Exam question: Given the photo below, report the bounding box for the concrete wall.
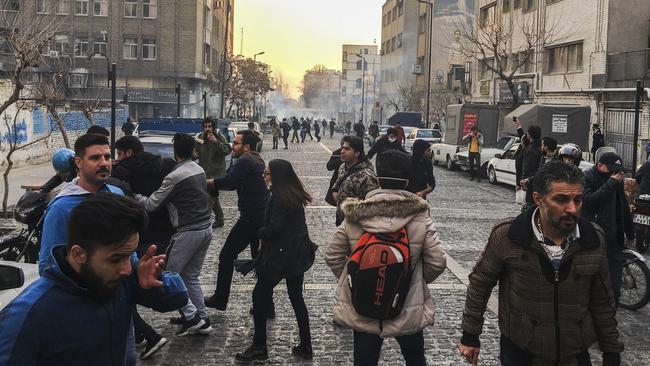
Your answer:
[607,0,650,54]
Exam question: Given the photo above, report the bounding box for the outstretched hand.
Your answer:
[458,344,480,366]
[137,245,166,289]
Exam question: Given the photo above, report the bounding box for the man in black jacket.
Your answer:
[583,152,634,303]
[280,118,291,149]
[367,127,406,160]
[204,130,271,312]
[519,124,542,209]
[291,117,301,143]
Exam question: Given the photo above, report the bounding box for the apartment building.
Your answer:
[302,66,340,115]
[340,44,380,123]
[0,0,235,118]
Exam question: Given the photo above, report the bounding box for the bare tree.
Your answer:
[1,102,51,217]
[385,82,423,112]
[454,14,565,108]
[428,90,461,126]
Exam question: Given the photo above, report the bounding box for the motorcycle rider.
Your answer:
[39,148,76,193]
[557,144,583,166]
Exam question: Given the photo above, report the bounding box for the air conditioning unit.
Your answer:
[48,50,59,58]
[412,64,422,74]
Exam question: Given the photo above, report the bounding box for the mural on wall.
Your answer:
[1,119,28,145]
[434,0,475,17]
[32,107,128,136]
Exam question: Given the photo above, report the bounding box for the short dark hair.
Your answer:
[86,125,110,136]
[74,133,110,158]
[68,193,148,255]
[376,150,411,189]
[471,126,478,132]
[115,136,144,155]
[527,125,542,140]
[532,160,585,196]
[237,130,259,151]
[248,122,255,129]
[340,135,365,160]
[203,117,214,127]
[541,136,557,151]
[173,133,195,160]
[386,127,398,136]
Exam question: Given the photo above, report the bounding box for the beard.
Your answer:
[544,209,578,236]
[79,262,121,303]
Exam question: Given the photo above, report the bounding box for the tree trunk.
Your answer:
[83,109,94,126]
[507,80,520,109]
[50,108,71,148]
[2,149,14,218]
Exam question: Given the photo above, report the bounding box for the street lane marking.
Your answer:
[319,142,332,154]
[445,254,499,314]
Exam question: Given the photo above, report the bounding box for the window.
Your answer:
[356,60,362,70]
[342,70,347,80]
[74,0,88,15]
[143,0,157,18]
[480,4,495,28]
[143,38,157,60]
[386,10,392,24]
[546,0,562,4]
[514,0,521,8]
[392,6,397,20]
[203,43,210,64]
[93,0,107,16]
[36,0,49,14]
[342,51,347,61]
[54,34,70,54]
[546,43,582,73]
[93,34,107,54]
[68,73,87,88]
[0,1,19,11]
[397,33,402,48]
[57,0,70,14]
[123,37,137,59]
[517,50,534,73]
[391,36,396,51]
[355,78,362,89]
[418,14,427,34]
[503,0,510,12]
[74,37,89,57]
[363,48,368,54]
[480,58,493,79]
[341,86,346,95]
[523,0,535,12]
[124,0,137,17]
[382,14,386,26]
[398,0,403,16]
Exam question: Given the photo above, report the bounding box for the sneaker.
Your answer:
[135,333,147,347]
[204,294,227,310]
[235,345,269,363]
[175,316,206,336]
[195,317,212,336]
[292,343,313,360]
[140,335,168,360]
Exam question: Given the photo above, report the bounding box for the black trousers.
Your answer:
[282,134,289,148]
[291,130,300,143]
[500,336,592,366]
[133,307,158,341]
[608,246,623,304]
[353,330,426,366]
[468,152,481,178]
[252,274,311,348]
[212,212,264,308]
[330,128,335,138]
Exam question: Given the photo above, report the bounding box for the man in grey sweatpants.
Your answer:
[135,133,213,336]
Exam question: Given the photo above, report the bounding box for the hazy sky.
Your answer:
[233,0,384,98]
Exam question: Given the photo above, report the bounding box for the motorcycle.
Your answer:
[0,190,49,263]
[619,248,650,310]
[632,195,650,253]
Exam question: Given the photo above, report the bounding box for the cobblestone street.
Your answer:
[137,135,650,365]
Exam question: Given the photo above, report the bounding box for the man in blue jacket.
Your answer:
[39,133,124,275]
[204,130,270,312]
[0,193,188,366]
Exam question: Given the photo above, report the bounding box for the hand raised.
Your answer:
[137,245,166,289]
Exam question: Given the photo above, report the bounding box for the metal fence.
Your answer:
[604,109,636,168]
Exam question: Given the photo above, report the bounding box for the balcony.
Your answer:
[607,49,650,88]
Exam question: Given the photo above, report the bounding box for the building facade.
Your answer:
[0,0,235,119]
[301,66,340,116]
[340,44,380,124]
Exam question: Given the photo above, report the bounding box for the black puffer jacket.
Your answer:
[257,194,314,282]
[112,152,177,249]
[367,136,407,159]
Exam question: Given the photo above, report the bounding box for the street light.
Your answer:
[354,53,366,125]
[252,51,265,122]
[219,0,231,119]
[418,0,434,128]
[88,52,117,158]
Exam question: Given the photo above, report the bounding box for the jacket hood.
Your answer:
[341,189,429,232]
[55,177,94,199]
[412,139,431,160]
[241,151,264,166]
[118,151,164,175]
[43,245,89,297]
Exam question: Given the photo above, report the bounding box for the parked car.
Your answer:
[486,143,594,186]
[0,261,38,310]
[404,128,442,153]
[229,122,263,152]
[139,130,233,168]
[454,135,519,177]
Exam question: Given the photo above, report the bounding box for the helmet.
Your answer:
[52,148,75,173]
[558,143,582,166]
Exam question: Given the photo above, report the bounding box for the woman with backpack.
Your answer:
[235,159,316,363]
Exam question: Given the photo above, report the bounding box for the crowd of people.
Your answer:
[0,115,632,366]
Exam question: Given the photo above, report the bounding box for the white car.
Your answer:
[139,131,234,167]
[454,136,519,177]
[229,122,263,152]
[404,129,443,153]
[487,143,594,187]
[0,261,39,310]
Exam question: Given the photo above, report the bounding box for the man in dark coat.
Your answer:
[582,152,634,303]
[326,148,342,206]
[367,127,406,160]
[353,120,365,139]
[591,128,605,162]
[519,124,543,209]
[121,117,136,136]
[280,118,291,149]
[291,117,301,143]
[329,119,336,138]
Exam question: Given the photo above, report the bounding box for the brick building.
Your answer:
[0,0,235,119]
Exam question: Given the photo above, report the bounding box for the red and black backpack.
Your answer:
[346,228,413,322]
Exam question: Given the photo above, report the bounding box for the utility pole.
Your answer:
[355,53,367,125]
[110,63,116,158]
[240,27,243,55]
[633,80,643,174]
[203,91,208,118]
[176,82,181,118]
[220,0,231,119]
[418,0,434,128]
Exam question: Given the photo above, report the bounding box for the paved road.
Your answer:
[129,134,649,365]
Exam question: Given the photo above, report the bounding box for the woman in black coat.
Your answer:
[235,159,315,363]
